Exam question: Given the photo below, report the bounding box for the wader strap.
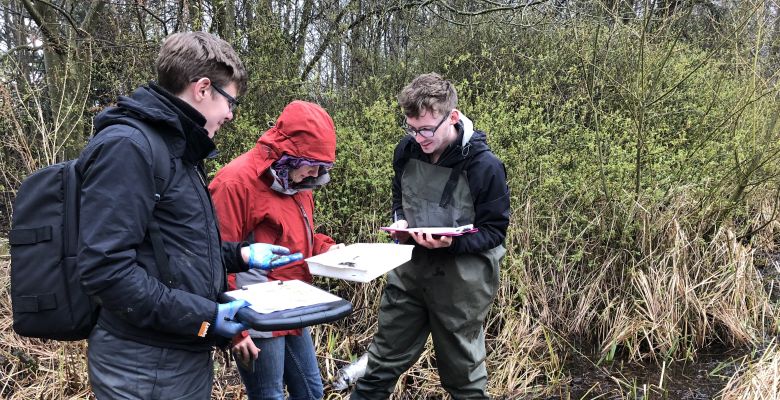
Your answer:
[439,160,469,208]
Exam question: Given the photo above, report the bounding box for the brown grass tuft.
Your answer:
[721,341,780,400]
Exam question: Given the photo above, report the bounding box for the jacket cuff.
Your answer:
[392,210,405,222]
[447,237,461,253]
[237,241,250,272]
[199,303,218,338]
[231,330,249,346]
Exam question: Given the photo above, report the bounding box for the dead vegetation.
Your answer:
[2,186,780,399]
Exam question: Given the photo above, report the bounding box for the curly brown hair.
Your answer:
[398,73,457,118]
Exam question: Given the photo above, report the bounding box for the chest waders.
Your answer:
[354,159,505,400]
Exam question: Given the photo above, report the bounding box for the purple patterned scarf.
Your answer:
[271,155,333,192]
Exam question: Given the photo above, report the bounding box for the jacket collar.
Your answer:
[148,83,216,163]
[97,83,217,164]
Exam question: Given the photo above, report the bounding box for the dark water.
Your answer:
[540,345,747,400]
[533,252,779,399]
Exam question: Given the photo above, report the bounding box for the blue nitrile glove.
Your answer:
[213,299,250,338]
[248,243,303,270]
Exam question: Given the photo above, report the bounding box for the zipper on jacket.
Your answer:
[293,196,314,255]
[195,164,208,188]
[189,164,217,297]
[199,164,230,295]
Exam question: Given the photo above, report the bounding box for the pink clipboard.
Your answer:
[380,225,479,237]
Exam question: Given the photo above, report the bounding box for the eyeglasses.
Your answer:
[210,83,240,113]
[403,111,450,138]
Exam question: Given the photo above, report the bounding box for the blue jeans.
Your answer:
[235,328,323,400]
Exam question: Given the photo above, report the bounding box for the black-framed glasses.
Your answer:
[403,111,450,138]
[210,83,240,113]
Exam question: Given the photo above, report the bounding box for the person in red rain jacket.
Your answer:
[209,100,343,399]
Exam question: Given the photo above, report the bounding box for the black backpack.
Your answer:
[9,117,175,341]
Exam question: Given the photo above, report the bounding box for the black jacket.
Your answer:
[392,118,510,254]
[77,83,247,351]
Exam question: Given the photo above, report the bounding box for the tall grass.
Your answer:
[721,340,780,400]
[3,88,778,399]
[3,195,774,399]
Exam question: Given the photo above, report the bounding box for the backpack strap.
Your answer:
[129,119,173,199]
[97,117,177,288]
[138,126,177,288]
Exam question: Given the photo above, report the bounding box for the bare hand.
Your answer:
[389,219,410,243]
[232,335,259,368]
[410,231,453,249]
[328,243,346,252]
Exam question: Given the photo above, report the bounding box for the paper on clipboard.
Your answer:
[380,224,478,237]
[224,280,342,314]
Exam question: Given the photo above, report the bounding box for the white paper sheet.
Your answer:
[224,280,342,314]
[306,243,414,282]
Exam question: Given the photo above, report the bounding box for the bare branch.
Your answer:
[435,0,553,17]
[79,1,104,33]
[133,1,170,36]
[26,0,88,36]
[0,45,39,63]
[19,0,65,54]
[300,0,435,81]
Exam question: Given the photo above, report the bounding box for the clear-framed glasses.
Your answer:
[210,83,240,113]
[403,110,451,138]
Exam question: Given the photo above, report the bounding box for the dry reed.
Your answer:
[721,341,780,400]
[0,186,778,399]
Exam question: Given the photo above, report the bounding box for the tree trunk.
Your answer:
[19,0,102,161]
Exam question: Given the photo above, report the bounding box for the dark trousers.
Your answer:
[350,284,490,400]
[87,325,213,400]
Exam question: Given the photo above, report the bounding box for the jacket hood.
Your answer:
[460,113,475,147]
[254,101,336,172]
[96,85,180,134]
[93,84,215,162]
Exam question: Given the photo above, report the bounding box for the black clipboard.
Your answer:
[218,283,353,331]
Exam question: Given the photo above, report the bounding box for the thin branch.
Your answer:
[293,0,315,59]
[736,193,779,242]
[79,0,104,33]
[0,45,38,62]
[435,0,553,17]
[300,0,435,81]
[133,1,170,36]
[646,3,759,108]
[28,0,88,36]
[19,0,65,54]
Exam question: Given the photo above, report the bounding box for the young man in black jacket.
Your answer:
[351,73,510,399]
[77,32,300,399]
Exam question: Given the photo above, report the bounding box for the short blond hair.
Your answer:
[155,31,247,96]
[398,73,457,118]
